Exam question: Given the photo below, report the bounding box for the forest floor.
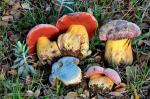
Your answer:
[0,0,150,99]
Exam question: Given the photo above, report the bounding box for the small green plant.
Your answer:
[54,81,64,96]
[12,41,36,77]
[126,65,150,93]
[90,34,101,50]
[56,0,75,16]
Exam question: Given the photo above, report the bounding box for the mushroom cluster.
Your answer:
[25,13,142,97]
[26,12,97,64]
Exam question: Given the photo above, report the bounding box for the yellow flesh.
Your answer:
[37,36,61,63]
[89,74,114,90]
[105,39,133,65]
[57,25,91,59]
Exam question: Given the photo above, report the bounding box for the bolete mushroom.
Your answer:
[85,65,121,90]
[56,12,98,59]
[99,20,141,65]
[26,24,61,64]
[49,57,82,86]
[56,12,98,40]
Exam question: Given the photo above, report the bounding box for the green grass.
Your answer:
[0,26,9,60]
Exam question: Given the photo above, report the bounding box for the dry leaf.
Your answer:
[0,21,8,27]
[34,89,41,97]
[8,69,17,76]
[8,0,15,6]
[115,83,126,92]
[26,90,34,96]
[0,69,6,80]
[138,40,150,46]
[64,92,79,99]
[25,75,32,84]
[109,91,123,96]
[10,2,21,15]
[21,3,31,10]
[13,11,21,20]
[80,90,89,98]
[9,34,19,42]
[2,16,13,21]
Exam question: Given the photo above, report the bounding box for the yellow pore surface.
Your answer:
[37,36,61,62]
[105,39,133,65]
[89,74,114,90]
[57,25,91,58]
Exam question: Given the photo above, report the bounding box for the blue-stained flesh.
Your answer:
[49,56,80,83]
[56,63,81,82]
[57,56,79,65]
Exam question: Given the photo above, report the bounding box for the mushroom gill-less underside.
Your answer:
[37,36,61,64]
[57,25,91,59]
[49,57,82,86]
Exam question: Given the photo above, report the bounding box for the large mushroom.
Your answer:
[85,65,122,90]
[56,12,98,40]
[56,12,98,59]
[49,57,82,86]
[99,20,141,65]
[26,24,61,64]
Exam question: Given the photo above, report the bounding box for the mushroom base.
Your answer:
[37,36,61,64]
[89,74,114,90]
[105,39,133,65]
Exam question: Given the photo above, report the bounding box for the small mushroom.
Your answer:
[99,20,141,65]
[49,57,82,86]
[85,65,121,90]
[26,24,61,64]
[56,12,97,59]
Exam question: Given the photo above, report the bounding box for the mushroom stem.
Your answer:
[89,75,114,90]
[37,36,61,63]
[105,39,133,65]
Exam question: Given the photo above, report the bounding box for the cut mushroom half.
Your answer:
[26,24,61,64]
[49,57,82,86]
[99,20,141,65]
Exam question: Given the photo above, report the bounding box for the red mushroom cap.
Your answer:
[56,12,98,40]
[85,66,104,78]
[104,68,121,85]
[26,24,59,55]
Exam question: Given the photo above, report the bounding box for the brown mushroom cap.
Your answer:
[26,24,59,55]
[56,12,98,40]
[99,20,141,41]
